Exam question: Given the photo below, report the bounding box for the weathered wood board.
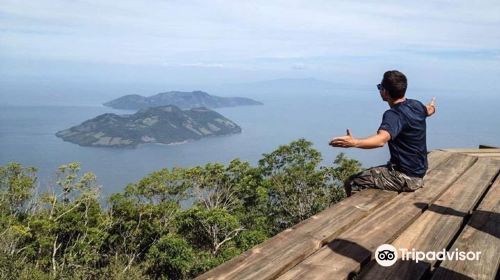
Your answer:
[277,153,477,280]
[195,189,396,280]
[440,148,500,154]
[431,176,500,280]
[359,158,499,280]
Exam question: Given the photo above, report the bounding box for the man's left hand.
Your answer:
[329,129,358,148]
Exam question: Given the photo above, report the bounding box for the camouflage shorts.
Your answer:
[344,164,424,196]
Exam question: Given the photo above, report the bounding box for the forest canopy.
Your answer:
[0,139,361,279]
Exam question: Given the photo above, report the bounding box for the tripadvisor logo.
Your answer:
[375,244,482,267]
[375,244,398,267]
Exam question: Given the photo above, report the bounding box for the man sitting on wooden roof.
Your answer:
[329,70,436,196]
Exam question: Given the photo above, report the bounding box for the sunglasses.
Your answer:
[377,84,384,91]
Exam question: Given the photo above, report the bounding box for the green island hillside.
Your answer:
[103,91,263,110]
[56,105,242,148]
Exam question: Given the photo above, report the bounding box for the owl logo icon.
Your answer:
[375,244,398,267]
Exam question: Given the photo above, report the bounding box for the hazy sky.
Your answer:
[1,0,500,91]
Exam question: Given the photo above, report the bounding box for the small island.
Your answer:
[103,90,263,110]
[56,105,242,148]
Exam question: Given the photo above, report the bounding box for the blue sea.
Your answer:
[1,86,499,198]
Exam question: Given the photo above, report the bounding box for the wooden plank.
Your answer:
[277,153,477,280]
[431,176,500,280]
[464,153,500,157]
[440,148,500,154]
[358,158,499,280]
[195,189,396,280]
[427,150,453,170]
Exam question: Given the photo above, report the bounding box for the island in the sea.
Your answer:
[55,105,242,148]
[103,90,263,110]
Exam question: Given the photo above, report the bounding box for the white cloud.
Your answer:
[0,0,499,88]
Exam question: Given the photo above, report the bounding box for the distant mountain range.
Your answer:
[103,90,262,110]
[56,105,241,148]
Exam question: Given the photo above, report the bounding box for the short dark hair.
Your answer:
[381,70,407,99]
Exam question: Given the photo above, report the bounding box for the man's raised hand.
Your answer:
[329,129,358,148]
[426,97,436,116]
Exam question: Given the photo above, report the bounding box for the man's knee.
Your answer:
[344,166,399,196]
[343,171,372,197]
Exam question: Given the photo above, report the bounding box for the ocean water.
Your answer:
[1,89,499,198]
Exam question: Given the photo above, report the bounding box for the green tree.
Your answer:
[0,163,38,279]
[177,207,243,256]
[27,163,107,278]
[145,233,195,279]
[106,167,185,274]
[0,162,37,215]
[258,139,352,233]
[325,152,362,203]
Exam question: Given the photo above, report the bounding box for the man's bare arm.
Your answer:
[426,97,436,116]
[329,129,391,149]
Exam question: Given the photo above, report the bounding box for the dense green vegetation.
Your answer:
[56,106,241,148]
[0,139,361,279]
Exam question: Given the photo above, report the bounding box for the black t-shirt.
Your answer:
[378,99,428,177]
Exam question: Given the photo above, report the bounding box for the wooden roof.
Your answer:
[196,147,500,280]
